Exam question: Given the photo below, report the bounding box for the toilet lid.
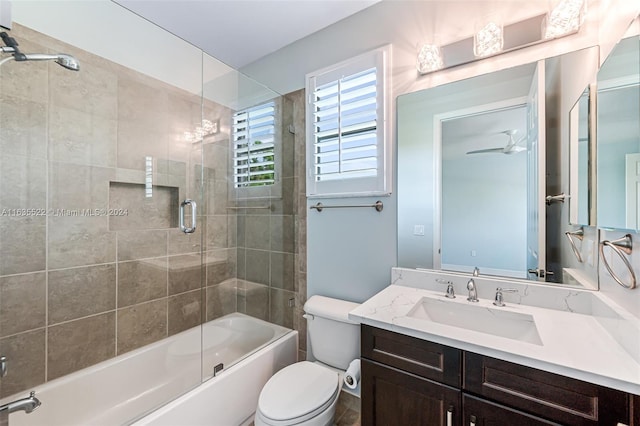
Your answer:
[258,361,340,422]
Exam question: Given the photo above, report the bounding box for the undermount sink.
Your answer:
[407,297,543,345]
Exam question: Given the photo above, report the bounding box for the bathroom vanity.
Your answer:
[350,268,640,426]
[361,325,635,425]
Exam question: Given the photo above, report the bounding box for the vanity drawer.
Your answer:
[463,394,560,425]
[463,352,630,425]
[361,325,461,387]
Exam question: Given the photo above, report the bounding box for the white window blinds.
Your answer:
[313,67,378,180]
[233,101,276,188]
[306,46,390,197]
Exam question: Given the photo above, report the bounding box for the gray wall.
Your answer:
[306,195,397,303]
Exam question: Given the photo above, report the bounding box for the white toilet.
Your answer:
[254,295,360,426]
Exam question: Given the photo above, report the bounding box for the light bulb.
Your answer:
[474,22,503,58]
[417,44,444,74]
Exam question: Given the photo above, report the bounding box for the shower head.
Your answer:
[1,32,79,71]
[0,52,80,71]
[21,53,80,71]
[54,54,80,71]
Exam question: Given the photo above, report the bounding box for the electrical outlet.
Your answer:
[471,250,477,257]
[413,225,425,236]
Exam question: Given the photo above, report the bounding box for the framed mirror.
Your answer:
[596,34,640,231]
[397,46,600,288]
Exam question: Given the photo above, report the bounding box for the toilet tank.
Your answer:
[303,295,360,370]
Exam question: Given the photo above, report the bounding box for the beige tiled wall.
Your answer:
[0,24,235,398]
[235,95,300,331]
[288,90,308,360]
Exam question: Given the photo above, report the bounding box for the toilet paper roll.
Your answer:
[343,359,361,390]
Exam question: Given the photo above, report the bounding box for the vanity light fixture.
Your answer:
[416,1,587,75]
[417,44,444,73]
[474,21,504,58]
[544,0,586,39]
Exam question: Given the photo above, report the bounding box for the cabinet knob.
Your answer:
[470,415,477,426]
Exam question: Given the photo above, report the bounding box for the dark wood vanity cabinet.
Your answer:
[361,325,462,425]
[361,325,634,426]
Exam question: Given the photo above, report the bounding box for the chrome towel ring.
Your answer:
[599,234,636,289]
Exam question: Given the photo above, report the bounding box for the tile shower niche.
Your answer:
[109,182,179,231]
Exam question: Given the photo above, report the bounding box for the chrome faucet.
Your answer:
[467,267,479,302]
[493,287,518,307]
[436,279,455,299]
[0,391,41,414]
[467,279,479,302]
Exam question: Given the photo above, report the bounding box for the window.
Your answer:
[232,100,280,198]
[306,46,391,197]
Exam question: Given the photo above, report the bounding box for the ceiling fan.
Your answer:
[466,129,527,155]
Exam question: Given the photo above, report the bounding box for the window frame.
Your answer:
[305,45,392,198]
[231,98,282,200]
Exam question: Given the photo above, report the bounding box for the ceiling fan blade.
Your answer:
[466,147,505,155]
[504,145,527,154]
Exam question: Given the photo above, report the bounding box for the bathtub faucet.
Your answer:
[0,391,41,414]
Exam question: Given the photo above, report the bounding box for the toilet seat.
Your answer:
[257,361,340,426]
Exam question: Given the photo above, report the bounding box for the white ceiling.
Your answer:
[114,0,381,69]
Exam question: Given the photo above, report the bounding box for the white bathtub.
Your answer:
[4,313,297,426]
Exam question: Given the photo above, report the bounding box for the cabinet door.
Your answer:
[361,358,461,426]
[463,394,560,426]
[464,352,630,425]
[632,394,640,426]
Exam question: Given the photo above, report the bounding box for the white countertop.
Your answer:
[349,276,640,395]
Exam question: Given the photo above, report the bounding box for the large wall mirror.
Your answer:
[398,46,600,288]
[597,34,640,231]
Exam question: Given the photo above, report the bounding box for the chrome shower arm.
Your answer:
[20,53,58,61]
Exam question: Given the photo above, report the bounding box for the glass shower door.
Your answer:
[0,3,208,423]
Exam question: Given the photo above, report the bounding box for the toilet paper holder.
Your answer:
[343,359,361,390]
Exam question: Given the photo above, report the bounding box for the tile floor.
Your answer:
[248,390,361,426]
[335,391,361,426]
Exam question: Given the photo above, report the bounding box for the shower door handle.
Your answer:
[179,199,197,234]
[0,355,6,378]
